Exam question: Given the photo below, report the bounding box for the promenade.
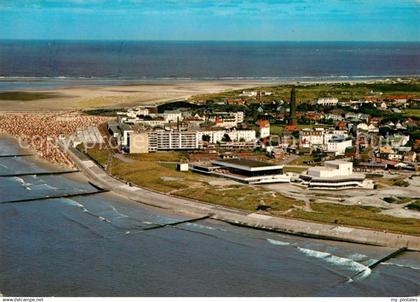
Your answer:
[60,139,420,251]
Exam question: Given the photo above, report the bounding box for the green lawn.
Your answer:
[189,79,420,104]
[404,108,420,118]
[84,146,420,236]
[0,91,60,101]
[289,203,420,236]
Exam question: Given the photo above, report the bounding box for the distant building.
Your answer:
[316,97,339,106]
[199,129,256,144]
[163,110,183,123]
[326,136,352,156]
[257,120,271,138]
[299,128,348,149]
[176,163,189,172]
[207,111,244,129]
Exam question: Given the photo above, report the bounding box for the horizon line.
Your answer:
[0,38,419,43]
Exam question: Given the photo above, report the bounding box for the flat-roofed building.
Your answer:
[127,130,202,153]
[150,130,202,151]
[191,158,290,184]
[296,160,373,190]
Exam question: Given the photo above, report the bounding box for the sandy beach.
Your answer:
[0,80,274,112]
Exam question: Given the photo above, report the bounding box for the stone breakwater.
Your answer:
[61,142,420,251]
[0,111,111,167]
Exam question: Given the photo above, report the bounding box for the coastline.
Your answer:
[0,76,418,112]
[59,139,420,251]
[0,80,276,112]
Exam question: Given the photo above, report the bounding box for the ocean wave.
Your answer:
[13,176,32,190]
[266,239,372,280]
[381,262,420,271]
[186,222,215,230]
[110,205,129,219]
[266,238,291,246]
[297,247,371,279]
[347,253,369,261]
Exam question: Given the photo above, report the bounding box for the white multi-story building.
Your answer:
[299,128,325,147]
[208,111,244,129]
[199,129,256,144]
[126,129,256,153]
[299,128,348,150]
[316,98,339,106]
[163,111,183,123]
[326,136,352,155]
[127,130,202,153]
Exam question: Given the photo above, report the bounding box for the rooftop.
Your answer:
[215,158,275,168]
[211,158,283,172]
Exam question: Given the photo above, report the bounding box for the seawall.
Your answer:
[60,140,420,251]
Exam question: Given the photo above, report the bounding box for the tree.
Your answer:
[222,134,231,142]
[202,134,211,142]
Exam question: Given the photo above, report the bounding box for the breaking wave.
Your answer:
[381,262,420,271]
[14,176,32,191]
[266,238,291,246]
[297,247,371,279]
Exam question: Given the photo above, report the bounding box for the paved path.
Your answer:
[60,139,420,251]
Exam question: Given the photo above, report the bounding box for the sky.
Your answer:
[0,0,419,41]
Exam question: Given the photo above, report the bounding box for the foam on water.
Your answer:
[61,198,84,208]
[348,253,369,261]
[110,205,129,219]
[297,247,371,279]
[266,238,291,246]
[14,176,32,191]
[185,222,221,231]
[381,262,420,271]
[60,199,115,224]
[31,183,58,191]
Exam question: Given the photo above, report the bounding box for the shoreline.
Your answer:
[0,80,273,111]
[59,139,420,251]
[0,76,418,112]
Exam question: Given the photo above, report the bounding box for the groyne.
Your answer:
[59,140,420,251]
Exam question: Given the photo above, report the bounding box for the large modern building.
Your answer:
[128,130,202,153]
[123,128,257,153]
[191,158,290,184]
[296,160,373,190]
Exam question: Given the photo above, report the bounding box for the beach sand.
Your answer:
[0,80,274,112]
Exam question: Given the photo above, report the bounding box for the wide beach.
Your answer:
[0,80,274,111]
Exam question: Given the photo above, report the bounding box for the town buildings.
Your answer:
[316,97,339,106]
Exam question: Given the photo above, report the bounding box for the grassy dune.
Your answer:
[84,145,420,235]
[189,79,420,103]
[0,91,60,101]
